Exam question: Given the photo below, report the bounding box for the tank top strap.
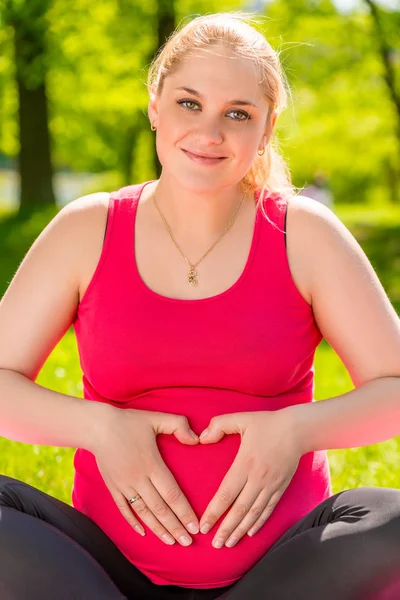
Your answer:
[253,187,287,260]
[104,182,149,269]
[253,188,306,307]
[257,188,288,233]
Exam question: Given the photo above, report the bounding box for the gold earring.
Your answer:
[257,147,265,156]
[151,123,157,131]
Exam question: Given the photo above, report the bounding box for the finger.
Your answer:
[199,465,246,535]
[124,486,178,546]
[151,464,200,535]
[246,490,284,537]
[210,486,264,549]
[129,480,195,547]
[106,484,146,537]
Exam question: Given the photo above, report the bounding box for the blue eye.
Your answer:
[177,99,251,122]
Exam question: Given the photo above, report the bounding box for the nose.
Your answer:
[193,117,224,146]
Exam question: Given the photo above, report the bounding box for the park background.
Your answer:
[0,0,399,505]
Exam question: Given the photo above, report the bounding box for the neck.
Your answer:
[143,172,254,242]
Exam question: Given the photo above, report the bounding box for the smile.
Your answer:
[182,149,227,165]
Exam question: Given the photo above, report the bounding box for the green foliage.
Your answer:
[258,1,399,203]
[1,0,398,200]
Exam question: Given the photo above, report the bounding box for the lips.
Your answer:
[182,149,227,164]
[183,149,225,159]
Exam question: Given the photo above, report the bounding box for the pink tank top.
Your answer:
[72,181,332,589]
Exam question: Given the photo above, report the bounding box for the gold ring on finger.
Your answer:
[128,494,142,504]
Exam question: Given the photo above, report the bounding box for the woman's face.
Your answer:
[148,44,277,194]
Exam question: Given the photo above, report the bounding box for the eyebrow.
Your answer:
[175,86,258,108]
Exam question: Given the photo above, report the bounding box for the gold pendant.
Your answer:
[187,267,198,287]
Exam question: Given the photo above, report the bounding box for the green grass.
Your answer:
[314,340,400,493]
[0,199,399,505]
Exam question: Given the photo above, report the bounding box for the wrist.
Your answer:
[281,403,312,456]
[83,400,116,453]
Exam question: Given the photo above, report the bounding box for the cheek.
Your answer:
[156,116,187,153]
[155,132,182,169]
[232,132,259,167]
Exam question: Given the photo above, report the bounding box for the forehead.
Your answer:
[165,45,264,103]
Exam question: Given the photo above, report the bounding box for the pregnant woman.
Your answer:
[1,11,400,600]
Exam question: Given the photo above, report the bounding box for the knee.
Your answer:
[0,475,25,507]
[340,487,400,521]
[0,474,22,488]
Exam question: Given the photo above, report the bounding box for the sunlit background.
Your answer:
[0,0,399,503]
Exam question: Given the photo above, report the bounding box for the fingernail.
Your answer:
[225,537,238,548]
[189,430,198,440]
[199,428,209,440]
[179,535,192,546]
[187,522,199,534]
[213,538,224,549]
[134,525,145,536]
[200,523,211,534]
[162,534,175,545]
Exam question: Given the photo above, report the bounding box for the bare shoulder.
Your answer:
[285,194,352,307]
[286,194,400,386]
[0,191,110,379]
[286,193,341,238]
[63,191,110,216]
[63,192,111,303]
[285,194,364,292]
[283,195,332,307]
[287,193,342,229]
[62,191,110,244]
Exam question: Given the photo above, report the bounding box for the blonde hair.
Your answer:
[147,11,301,219]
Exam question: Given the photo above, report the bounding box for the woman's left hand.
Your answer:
[197,408,304,549]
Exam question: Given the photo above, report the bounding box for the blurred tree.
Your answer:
[151,0,177,178]
[1,0,56,215]
[45,0,156,189]
[0,0,398,207]
[362,0,400,203]
[261,0,399,204]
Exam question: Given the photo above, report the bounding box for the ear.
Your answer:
[271,109,278,130]
[148,87,160,127]
[265,109,278,144]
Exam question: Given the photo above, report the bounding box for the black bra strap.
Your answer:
[284,204,288,250]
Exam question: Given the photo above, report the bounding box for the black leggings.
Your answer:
[1,474,400,600]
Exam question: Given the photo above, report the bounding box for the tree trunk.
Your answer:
[152,0,176,178]
[15,77,56,214]
[9,0,56,215]
[363,0,400,203]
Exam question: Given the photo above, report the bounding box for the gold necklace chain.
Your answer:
[152,190,246,287]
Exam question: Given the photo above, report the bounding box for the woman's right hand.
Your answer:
[91,406,201,547]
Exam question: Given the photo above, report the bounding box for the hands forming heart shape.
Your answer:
[94,405,303,550]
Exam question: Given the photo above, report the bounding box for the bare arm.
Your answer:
[0,370,110,451]
[0,193,112,452]
[284,196,400,452]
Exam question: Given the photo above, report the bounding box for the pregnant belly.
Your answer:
[72,388,331,588]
